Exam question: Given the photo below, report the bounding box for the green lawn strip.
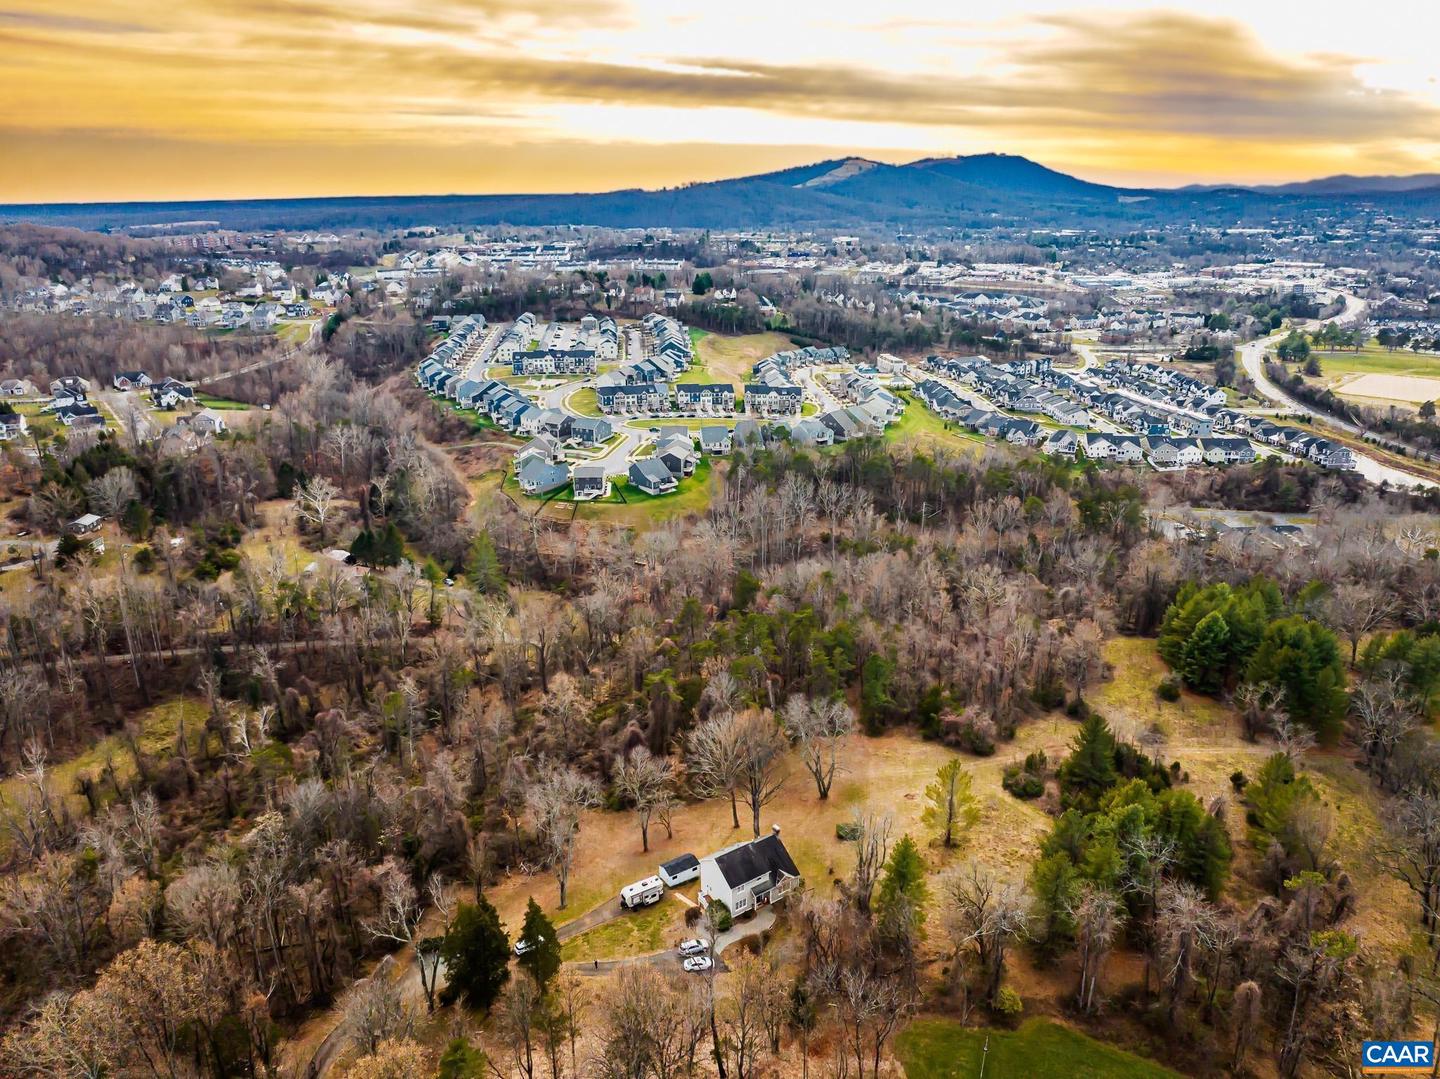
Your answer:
[676,365,714,385]
[895,1017,1181,1079]
[573,462,717,524]
[433,397,508,435]
[559,899,682,963]
[625,417,732,432]
[501,471,626,506]
[195,394,251,410]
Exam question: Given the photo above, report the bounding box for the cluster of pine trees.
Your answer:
[1158,578,1349,742]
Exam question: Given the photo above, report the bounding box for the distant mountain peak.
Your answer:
[792,158,883,189]
[901,153,1127,198]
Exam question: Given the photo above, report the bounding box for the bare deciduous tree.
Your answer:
[1070,885,1124,1015]
[733,710,787,838]
[529,760,600,909]
[782,694,854,800]
[943,862,1029,1007]
[687,711,746,831]
[847,811,892,917]
[1231,981,1262,1071]
[1326,580,1394,663]
[294,475,342,545]
[613,747,675,853]
[340,956,412,1058]
[1376,788,1440,956]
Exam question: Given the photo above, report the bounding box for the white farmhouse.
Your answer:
[698,825,802,918]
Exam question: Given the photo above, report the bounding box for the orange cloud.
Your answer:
[2,3,1438,201]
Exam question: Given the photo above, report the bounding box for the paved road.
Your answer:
[795,366,842,413]
[1237,293,1437,490]
[1237,293,1369,436]
[557,896,625,940]
[461,325,502,381]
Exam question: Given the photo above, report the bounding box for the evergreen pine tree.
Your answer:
[517,897,561,991]
[920,757,980,848]
[875,834,928,932]
[350,528,375,566]
[439,897,511,1008]
[377,521,405,567]
[1059,712,1118,808]
[1180,609,1230,695]
[466,529,505,594]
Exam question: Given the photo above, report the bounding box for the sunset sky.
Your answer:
[4,0,1440,203]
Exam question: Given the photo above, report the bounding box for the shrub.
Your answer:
[835,821,862,841]
[706,899,732,933]
[1230,770,1248,793]
[1157,676,1182,702]
[993,986,1024,1025]
[941,709,997,756]
[1002,765,1044,800]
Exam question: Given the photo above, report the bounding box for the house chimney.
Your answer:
[771,824,781,835]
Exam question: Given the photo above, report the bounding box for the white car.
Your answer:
[514,934,547,957]
[682,955,713,973]
[677,939,709,958]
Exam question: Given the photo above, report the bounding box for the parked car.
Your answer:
[514,933,547,956]
[677,939,709,958]
[683,955,713,973]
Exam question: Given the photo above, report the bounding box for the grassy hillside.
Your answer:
[896,1018,1181,1079]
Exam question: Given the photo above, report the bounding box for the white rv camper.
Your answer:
[620,875,664,909]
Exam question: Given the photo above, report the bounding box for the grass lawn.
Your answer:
[624,417,732,432]
[1312,345,1440,379]
[1094,637,1417,952]
[195,393,250,410]
[435,398,507,435]
[571,459,717,525]
[480,728,969,937]
[568,388,602,416]
[560,895,688,962]
[886,397,986,453]
[500,471,627,507]
[11,402,59,438]
[895,1018,1181,1079]
[276,321,312,345]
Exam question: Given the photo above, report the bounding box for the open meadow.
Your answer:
[684,329,795,387]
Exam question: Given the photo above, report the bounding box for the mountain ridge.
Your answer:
[6,153,1440,232]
